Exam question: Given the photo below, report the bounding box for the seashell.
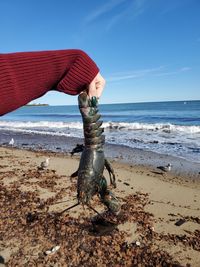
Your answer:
[44,245,60,255]
[51,245,60,252]
[44,250,52,255]
[135,241,141,246]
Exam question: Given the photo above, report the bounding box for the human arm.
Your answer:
[56,50,100,96]
[0,49,101,116]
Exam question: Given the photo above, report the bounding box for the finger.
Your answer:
[96,80,105,98]
[96,86,104,98]
[88,81,97,98]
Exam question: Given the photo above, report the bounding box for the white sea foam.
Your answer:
[104,122,200,134]
[0,120,83,129]
[0,119,199,163]
[0,120,199,134]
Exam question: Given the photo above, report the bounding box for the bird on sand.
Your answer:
[9,138,14,146]
[38,158,50,170]
[157,163,172,172]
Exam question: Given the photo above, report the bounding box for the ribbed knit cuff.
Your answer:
[57,50,99,95]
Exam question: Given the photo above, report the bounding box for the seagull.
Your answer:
[38,158,50,170]
[157,163,172,172]
[9,138,14,146]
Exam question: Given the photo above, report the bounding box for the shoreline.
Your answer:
[0,146,199,266]
[1,145,200,189]
[1,129,200,182]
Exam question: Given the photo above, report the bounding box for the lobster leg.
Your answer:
[70,169,78,178]
[70,144,84,156]
[104,158,116,188]
[99,176,121,214]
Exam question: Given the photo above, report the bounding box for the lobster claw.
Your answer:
[90,96,98,107]
[78,92,98,108]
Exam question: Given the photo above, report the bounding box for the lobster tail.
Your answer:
[79,92,105,149]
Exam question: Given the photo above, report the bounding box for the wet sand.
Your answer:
[1,130,200,180]
[0,146,200,266]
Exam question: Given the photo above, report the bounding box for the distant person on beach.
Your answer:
[0,49,105,116]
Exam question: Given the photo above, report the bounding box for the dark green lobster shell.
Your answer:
[76,92,120,214]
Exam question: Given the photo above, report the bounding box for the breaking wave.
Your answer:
[0,120,200,134]
[104,122,200,134]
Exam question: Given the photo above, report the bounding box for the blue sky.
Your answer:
[0,0,199,105]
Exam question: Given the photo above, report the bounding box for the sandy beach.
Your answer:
[0,146,200,266]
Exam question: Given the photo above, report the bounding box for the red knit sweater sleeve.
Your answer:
[57,50,99,95]
[0,49,99,116]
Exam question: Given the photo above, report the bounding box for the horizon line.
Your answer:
[32,99,200,107]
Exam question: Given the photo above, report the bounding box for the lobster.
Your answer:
[69,92,121,215]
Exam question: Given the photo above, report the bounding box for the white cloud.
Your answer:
[180,67,191,72]
[85,0,126,23]
[107,66,191,82]
[153,67,191,77]
[85,0,148,30]
[107,66,164,82]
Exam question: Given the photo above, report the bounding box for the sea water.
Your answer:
[0,100,200,163]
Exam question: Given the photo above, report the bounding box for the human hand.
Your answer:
[87,72,106,99]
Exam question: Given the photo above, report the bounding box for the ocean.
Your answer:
[0,100,200,163]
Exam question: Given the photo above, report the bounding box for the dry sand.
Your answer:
[0,146,200,266]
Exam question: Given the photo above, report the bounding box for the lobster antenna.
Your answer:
[87,204,102,216]
[53,197,77,205]
[59,202,80,215]
[87,204,117,225]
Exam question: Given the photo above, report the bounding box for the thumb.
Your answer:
[87,80,97,98]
